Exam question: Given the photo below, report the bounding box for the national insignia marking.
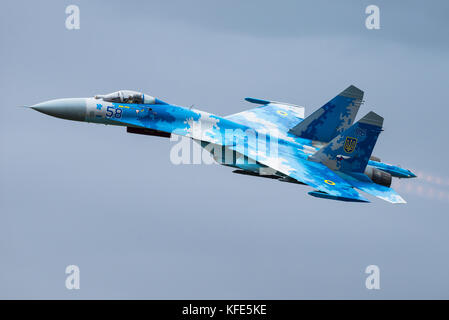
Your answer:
[277,110,288,116]
[324,180,335,185]
[343,137,357,153]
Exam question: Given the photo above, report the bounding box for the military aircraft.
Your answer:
[28,86,416,203]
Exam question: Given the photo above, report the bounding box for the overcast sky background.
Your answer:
[1,0,448,299]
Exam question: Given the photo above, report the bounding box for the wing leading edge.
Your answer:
[225,99,305,137]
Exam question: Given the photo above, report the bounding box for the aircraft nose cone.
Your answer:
[30,98,87,121]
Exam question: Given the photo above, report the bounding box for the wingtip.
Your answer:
[244,97,270,105]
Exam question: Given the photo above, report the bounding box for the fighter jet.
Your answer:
[28,86,416,203]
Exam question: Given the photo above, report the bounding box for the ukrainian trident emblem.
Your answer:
[343,137,357,153]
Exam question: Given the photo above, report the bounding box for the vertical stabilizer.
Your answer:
[289,85,363,142]
[309,111,383,174]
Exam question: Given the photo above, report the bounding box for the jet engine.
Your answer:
[364,166,392,187]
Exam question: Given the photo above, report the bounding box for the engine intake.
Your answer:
[126,126,171,138]
[364,166,392,187]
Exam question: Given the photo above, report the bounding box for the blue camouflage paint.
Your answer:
[288,85,363,142]
[84,93,410,204]
[310,111,383,174]
[367,160,416,178]
[30,87,415,203]
[98,100,371,202]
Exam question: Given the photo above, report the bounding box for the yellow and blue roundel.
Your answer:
[276,110,288,116]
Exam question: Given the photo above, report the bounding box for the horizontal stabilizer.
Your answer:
[349,179,406,204]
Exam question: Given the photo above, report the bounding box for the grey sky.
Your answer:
[1,0,448,299]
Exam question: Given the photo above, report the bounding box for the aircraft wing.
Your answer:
[225,98,305,136]
[231,141,369,202]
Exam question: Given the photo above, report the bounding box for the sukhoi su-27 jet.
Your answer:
[28,85,416,203]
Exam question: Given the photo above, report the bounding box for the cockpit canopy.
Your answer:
[94,90,164,105]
